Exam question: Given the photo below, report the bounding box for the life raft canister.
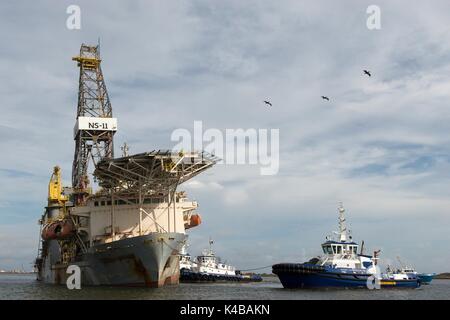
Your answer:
[185,214,202,229]
[41,219,76,240]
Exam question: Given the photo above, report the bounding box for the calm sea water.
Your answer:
[0,274,449,300]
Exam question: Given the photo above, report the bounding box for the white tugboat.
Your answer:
[180,239,262,282]
[195,239,237,276]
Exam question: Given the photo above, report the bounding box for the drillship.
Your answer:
[272,205,421,289]
[34,44,218,287]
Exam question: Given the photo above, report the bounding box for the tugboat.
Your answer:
[272,204,421,289]
[392,257,436,285]
[180,239,262,283]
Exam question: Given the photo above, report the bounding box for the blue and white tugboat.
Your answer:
[272,205,421,289]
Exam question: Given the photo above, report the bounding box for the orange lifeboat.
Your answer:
[41,219,76,240]
[185,214,202,229]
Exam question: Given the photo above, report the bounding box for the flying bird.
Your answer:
[263,100,272,107]
[321,96,330,101]
[363,70,371,77]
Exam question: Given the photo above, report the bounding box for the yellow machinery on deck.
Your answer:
[47,166,68,207]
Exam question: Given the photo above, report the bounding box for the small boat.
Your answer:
[390,258,436,285]
[272,204,420,289]
[179,239,262,283]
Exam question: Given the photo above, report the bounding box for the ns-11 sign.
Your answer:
[73,116,118,138]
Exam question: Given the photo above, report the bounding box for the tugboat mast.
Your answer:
[208,237,214,255]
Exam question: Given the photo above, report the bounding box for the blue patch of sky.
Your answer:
[0,201,43,224]
[0,168,34,178]
[110,74,187,91]
[347,163,390,178]
[400,155,435,171]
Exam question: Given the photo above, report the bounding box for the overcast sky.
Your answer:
[0,0,449,273]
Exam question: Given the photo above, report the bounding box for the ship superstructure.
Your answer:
[35,44,218,287]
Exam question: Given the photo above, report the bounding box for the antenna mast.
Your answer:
[209,237,214,254]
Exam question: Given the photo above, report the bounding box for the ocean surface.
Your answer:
[0,274,449,300]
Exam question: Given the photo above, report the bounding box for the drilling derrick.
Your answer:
[71,44,117,205]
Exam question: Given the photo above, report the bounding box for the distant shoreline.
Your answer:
[435,273,450,279]
[0,272,36,275]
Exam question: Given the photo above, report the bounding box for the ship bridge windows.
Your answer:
[144,198,161,204]
[345,245,358,255]
[322,245,333,254]
[143,198,164,204]
[322,244,348,255]
[93,197,172,206]
[331,245,342,254]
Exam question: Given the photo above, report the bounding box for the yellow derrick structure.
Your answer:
[72,56,101,70]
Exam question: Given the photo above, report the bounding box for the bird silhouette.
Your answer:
[321,96,330,101]
[263,100,272,107]
[363,70,371,77]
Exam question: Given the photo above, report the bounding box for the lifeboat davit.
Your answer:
[41,219,76,240]
[185,214,202,229]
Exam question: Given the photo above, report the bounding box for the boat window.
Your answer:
[332,245,336,254]
[352,246,357,254]
[336,246,342,254]
[94,201,99,207]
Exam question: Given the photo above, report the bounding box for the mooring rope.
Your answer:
[238,265,273,272]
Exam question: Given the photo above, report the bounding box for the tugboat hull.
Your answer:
[418,273,435,285]
[180,269,262,283]
[273,263,420,289]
